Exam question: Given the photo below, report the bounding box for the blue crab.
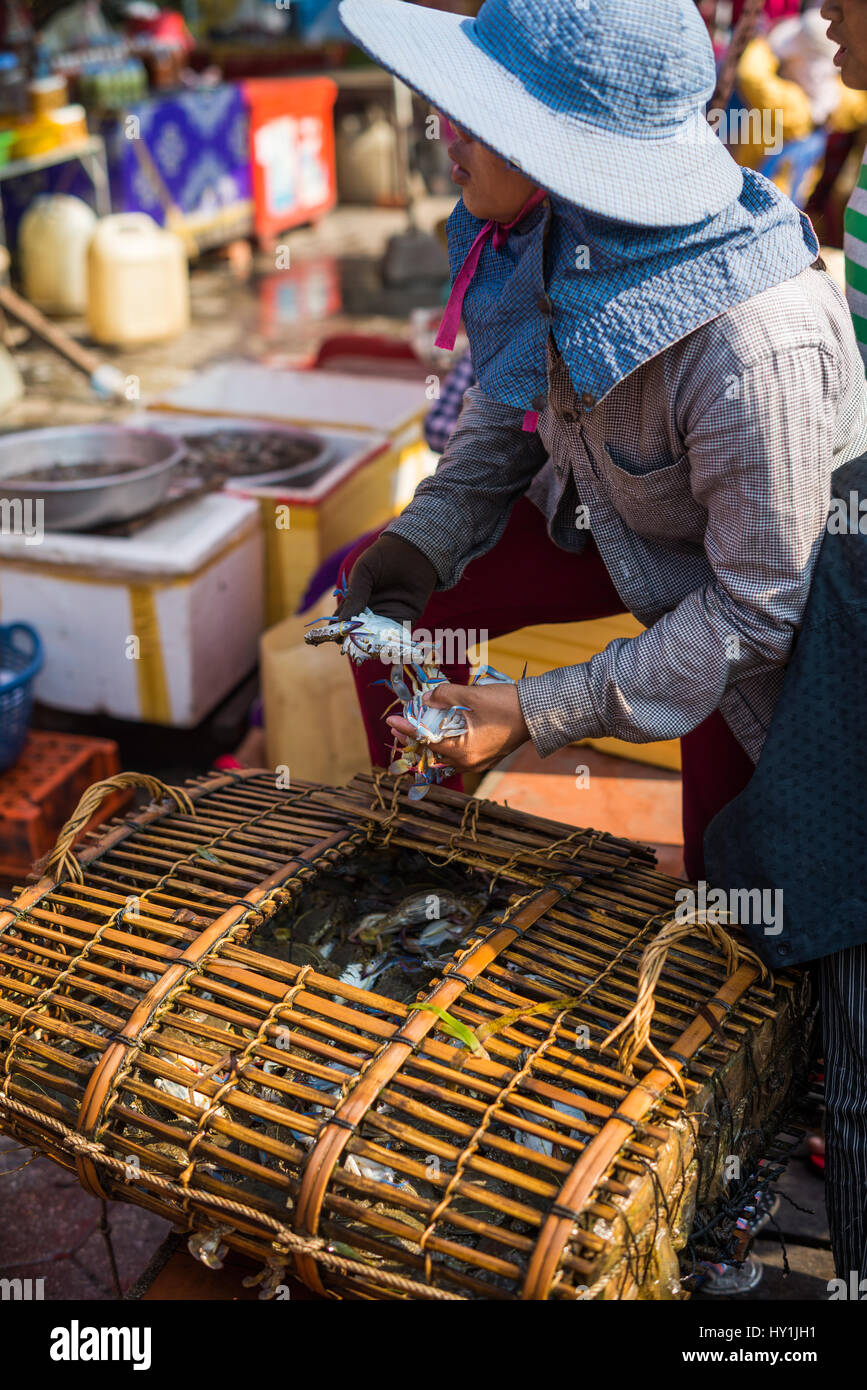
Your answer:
[305,588,515,799]
[304,606,431,666]
[385,662,514,800]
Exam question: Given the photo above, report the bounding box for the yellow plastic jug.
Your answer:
[86,213,189,346]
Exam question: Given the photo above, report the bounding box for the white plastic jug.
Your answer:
[336,109,398,204]
[86,213,189,346]
[19,194,97,316]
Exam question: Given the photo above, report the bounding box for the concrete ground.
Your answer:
[0,204,831,1301]
[0,1132,170,1299]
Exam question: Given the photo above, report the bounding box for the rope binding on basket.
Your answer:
[38,773,196,885]
[600,910,771,1089]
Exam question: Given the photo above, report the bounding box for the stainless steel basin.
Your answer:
[0,424,186,532]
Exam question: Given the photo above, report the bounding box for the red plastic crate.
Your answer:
[0,732,132,879]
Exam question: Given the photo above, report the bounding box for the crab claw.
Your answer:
[345,628,374,655]
[306,615,362,632]
[389,667,413,704]
[470,663,511,685]
[410,663,441,687]
[304,617,364,647]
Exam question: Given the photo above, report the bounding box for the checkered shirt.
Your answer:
[424,349,476,453]
[388,265,867,762]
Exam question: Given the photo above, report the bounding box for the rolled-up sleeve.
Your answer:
[518,344,837,755]
[387,384,547,589]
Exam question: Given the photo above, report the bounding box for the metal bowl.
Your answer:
[170,418,335,490]
[0,425,186,532]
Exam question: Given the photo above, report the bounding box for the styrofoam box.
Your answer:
[130,410,431,624]
[151,360,430,436]
[128,410,393,507]
[0,493,264,727]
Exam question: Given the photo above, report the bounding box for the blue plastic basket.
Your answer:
[0,623,43,773]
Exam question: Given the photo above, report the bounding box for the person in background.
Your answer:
[424,348,475,453]
[699,0,802,35]
[737,3,867,170]
[823,0,867,365]
[732,0,802,21]
[702,0,802,49]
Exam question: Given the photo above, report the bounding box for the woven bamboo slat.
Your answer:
[0,769,810,1300]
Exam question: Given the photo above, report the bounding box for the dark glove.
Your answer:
[337,532,438,624]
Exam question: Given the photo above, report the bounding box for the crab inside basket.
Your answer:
[0,770,811,1300]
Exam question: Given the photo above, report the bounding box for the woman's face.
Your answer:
[821,0,867,90]
[444,119,539,222]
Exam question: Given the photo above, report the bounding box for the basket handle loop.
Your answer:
[600,911,770,1087]
[41,773,196,885]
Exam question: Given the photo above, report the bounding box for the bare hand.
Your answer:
[387,681,530,775]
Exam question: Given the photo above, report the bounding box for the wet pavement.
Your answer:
[0,199,457,433]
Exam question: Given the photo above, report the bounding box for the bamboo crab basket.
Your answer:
[0,769,810,1300]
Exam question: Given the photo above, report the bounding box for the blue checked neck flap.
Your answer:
[447,168,820,413]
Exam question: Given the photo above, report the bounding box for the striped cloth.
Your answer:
[845,148,867,368]
[819,944,867,1280]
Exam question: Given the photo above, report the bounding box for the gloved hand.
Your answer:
[337,532,438,624]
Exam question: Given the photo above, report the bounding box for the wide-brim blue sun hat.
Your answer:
[338,0,744,228]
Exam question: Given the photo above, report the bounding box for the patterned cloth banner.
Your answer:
[0,83,251,250]
[108,84,251,224]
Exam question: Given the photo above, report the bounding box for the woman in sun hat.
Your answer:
[334,0,867,1282]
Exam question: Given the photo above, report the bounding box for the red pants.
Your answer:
[340,498,755,880]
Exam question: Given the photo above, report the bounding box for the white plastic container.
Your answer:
[136,368,435,620]
[0,493,263,726]
[19,194,97,316]
[87,213,189,346]
[336,110,399,203]
[0,344,23,415]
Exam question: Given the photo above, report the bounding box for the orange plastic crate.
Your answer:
[0,733,132,879]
